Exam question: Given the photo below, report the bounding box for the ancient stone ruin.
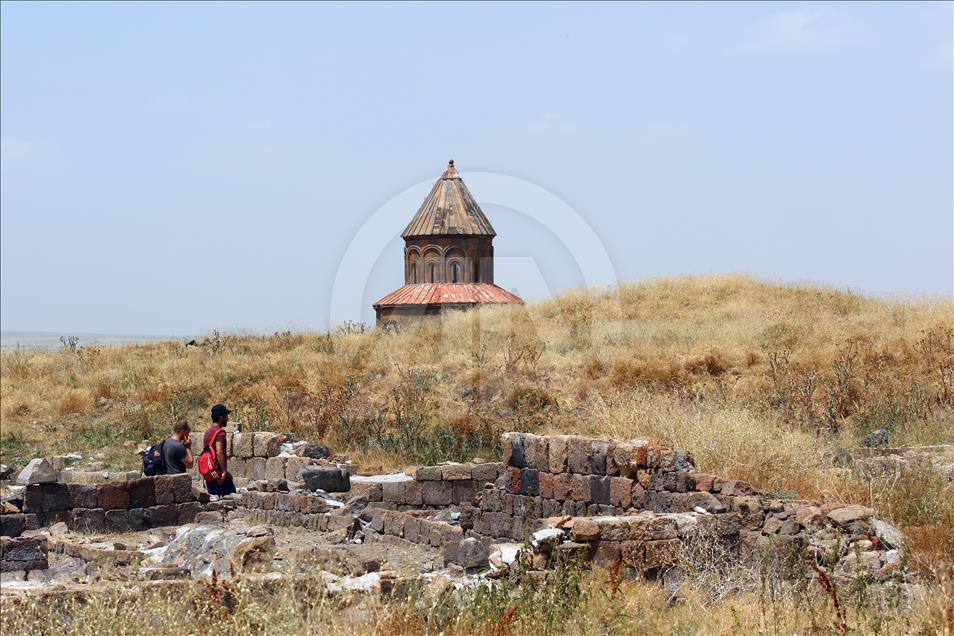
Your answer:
[1,430,922,599]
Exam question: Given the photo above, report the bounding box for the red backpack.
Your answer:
[198,430,224,483]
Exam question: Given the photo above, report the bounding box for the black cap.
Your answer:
[211,404,231,421]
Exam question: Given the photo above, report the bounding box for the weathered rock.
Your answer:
[861,428,889,448]
[872,518,903,550]
[0,513,26,537]
[97,482,130,510]
[301,466,350,493]
[67,484,98,509]
[827,505,874,526]
[15,458,58,485]
[295,443,331,459]
[457,537,489,569]
[128,478,157,508]
[231,535,276,574]
[0,536,48,572]
[253,433,281,458]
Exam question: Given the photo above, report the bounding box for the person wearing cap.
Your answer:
[203,403,236,497]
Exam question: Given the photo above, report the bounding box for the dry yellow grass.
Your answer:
[1,275,952,634]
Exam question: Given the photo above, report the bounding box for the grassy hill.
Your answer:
[2,275,952,562]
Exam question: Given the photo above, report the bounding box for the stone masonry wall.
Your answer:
[1,474,200,537]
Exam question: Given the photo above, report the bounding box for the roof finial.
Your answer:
[441,159,459,179]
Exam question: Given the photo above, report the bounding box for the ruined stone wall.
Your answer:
[1,474,200,537]
[349,462,505,510]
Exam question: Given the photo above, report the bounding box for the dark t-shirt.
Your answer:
[163,438,188,474]
[203,426,226,454]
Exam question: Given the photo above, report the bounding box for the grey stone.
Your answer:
[295,443,331,459]
[591,476,611,505]
[68,484,98,509]
[40,483,69,512]
[105,509,130,532]
[520,469,539,496]
[0,513,26,537]
[872,518,903,549]
[128,507,150,531]
[70,508,107,534]
[861,428,889,448]
[300,466,350,493]
[456,537,489,569]
[15,458,58,485]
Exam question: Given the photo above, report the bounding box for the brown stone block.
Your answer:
[626,515,677,541]
[567,436,593,474]
[472,462,500,483]
[22,485,43,513]
[253,433,281,458]
[610,477,633,508]
[569,518,600,541]
[383,511,406,537]
[149,504,178,527]
[570,474,592,502]
[452,480,477,504]
[552,473,573,501]
[246,457,267,481]
[128,478,157,509]
[538,472,555,499]
[232,433,254,458]
[490,512,511,538]
[509,467,522,495]
[612,443,639,478]
[598,517,631,541]
[403,515,422,543]
[593,540,621,567]
[229,457,246,478]
[382,481,406,503]
[547,436,569,473]
[414,466,443,481]
[691,473,716,492]
[169,474,193,503]
[265,457,286,481]
[284,456,313,481]
[404,480,423,505]
[97,482,129,510]
[527,435,549,471]
[441,464,473,480]
[634,445,648,469]
[68,484,98,510]
[422,481,452,506]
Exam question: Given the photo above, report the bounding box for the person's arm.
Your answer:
[181,437,195,469]
[215,433,227,473]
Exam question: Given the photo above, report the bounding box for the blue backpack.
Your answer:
[142,440,167,476]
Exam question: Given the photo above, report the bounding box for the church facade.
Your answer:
[373,160,523,325]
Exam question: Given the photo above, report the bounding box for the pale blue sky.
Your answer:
[1,2,951,334]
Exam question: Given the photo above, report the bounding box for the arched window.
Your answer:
[428,262,436,283]
[451,262,461,283]
[473,261,480,283]
[410,263,418,284]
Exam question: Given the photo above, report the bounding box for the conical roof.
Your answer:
[401,160,496,238]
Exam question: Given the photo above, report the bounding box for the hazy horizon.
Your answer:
[2,2,951,334]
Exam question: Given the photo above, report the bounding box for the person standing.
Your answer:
[203,403,236,497]
[163,420,194,474]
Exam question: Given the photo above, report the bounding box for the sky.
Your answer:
[1,1,951,335]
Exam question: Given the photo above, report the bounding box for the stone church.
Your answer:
[373,160,523,325]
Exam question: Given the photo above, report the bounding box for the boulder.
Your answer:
[295,443,331,460]
[301,466,350,493]
[860,428,889,448]
[15,458,57,485]
[872,518,904,550]
[827,505,875,526]
[457,537,489,569]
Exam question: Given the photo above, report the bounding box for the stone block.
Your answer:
[594,540,621,567]
[253,433,281,458]
[567,436,593,474]
[626,515,678,541]
[404,481,423,506]
[105,509,130,532]
[301,465,350,493]
[490,512,512,538]
[552,473,573,501]
[734,496,765,531]
[570,518,601,541]
[22,485,43,513]
[353,482,383,502]
[149,504,179,527]
[422,481,452,506]
[691,473,716,492]
[153,474,179,505]
[591,440,609,476]
[508,467,522,495]
[452,480,476,504]
[508,434,527,468]
[232,433,255,458]
[97,482,130,510]
[245,457,267,481]
[15,458,57,485]
[441,463,473,480]
[472,462,500,483]
[570,474,592,502]
[68,508,106,534]
[547,436,569,473]
[611,443,638,478]
[520,469,539,497]
[591,476,611,505]
[403,515,422,543]
[383,511,406,537]
[38,483,68,512]
[285,456,313,481]
[177,502,202,524]
[414,466,443,481]
[597,518,631,541]
[265,456,287,481]
[0,514,26,537]
[538,472,555,499]
[128,478,157,508]
[128,507,150,531]
[68,484,98,509]
[610,477,633,508]
[526,435,549,471]
[1,536,48,571]
[512,494,529,517]
[382,481,406,503]
[169,474,193,503]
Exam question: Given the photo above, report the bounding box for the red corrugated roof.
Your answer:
[373,283,523,308]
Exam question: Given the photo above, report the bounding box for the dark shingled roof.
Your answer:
[373,283,523,308]
[401,160,496,238]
